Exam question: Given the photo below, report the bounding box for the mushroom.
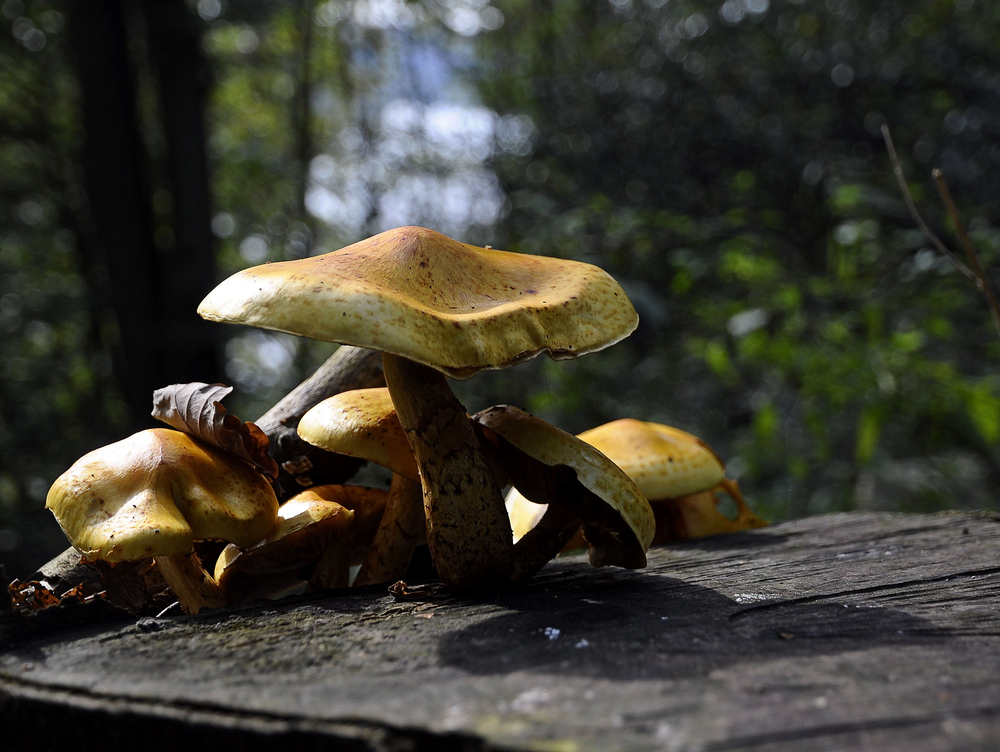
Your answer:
[45,428,278,613]
[288,484,392,583]
[214,492,354,604]
[508,418,766,548]
[198,226,638,588]
[297,388,424,586]
[472,405,655,582]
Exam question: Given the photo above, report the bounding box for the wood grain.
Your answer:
[2,511,1000,751]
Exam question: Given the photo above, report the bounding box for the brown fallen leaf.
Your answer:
[152,382,279,480]
[8,580,60,611]
[59,583,87,603]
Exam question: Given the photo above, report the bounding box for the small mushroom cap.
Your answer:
[264,496,355,547]
[214,495,354,583]
[45,428,278,563]
[198,226,638,379]
[298,388,419,481]
[577,419,725,501]
[293,484,391,566]
[474,405,655,568]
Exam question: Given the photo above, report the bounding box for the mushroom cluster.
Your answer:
[508,418,767,549]
[297,390,655,586]
[41,225,762,612]
[198,225,643,588]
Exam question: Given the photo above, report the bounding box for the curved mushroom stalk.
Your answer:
[654,478,768,544]
[508,503,583,584]
[384,354,513,589]
[155,551,226,613]
[354,474,424,586]
[473,405,655,583]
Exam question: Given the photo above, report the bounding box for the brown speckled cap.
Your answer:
[577,419,725,501]
[45,428,278,562]
[198,226,638,379]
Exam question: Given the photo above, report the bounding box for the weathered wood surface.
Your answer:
[2,511,1000,751]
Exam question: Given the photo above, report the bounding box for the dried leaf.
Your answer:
[152,382,279,480]
[8,580,61,611]
[59,584,87,603]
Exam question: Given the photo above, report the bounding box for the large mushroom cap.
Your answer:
[198,226,638,379]
[298,388,419,481]
[577,418,725,501]
[46,428,279,562]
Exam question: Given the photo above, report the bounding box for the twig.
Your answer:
[932,169,1000,341]
[880,125,975,281]
[256,346,385,498]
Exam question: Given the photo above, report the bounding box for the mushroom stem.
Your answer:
[153,551,226,614]
[511,503,582,583]
[382,353,513,588]
[354,474,424,587]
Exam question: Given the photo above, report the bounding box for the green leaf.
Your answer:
[855,407,882,465]
[966,383,1000,445]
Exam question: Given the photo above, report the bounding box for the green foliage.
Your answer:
[4,0,1000,577]
[472,0,1000,523]
[0,0,131,575]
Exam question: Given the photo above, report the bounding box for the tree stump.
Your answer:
[3,511,1000,751]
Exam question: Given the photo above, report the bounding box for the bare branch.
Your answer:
[933,169,1000,342]
[256,346,385,498]
[880,125,975,281]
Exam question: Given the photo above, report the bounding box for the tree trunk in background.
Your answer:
[143,0,221,387]
[67,0,163,429]
[67,0,219,432]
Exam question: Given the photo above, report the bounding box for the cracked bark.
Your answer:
[8,512,1000,751]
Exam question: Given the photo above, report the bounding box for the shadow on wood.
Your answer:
[439,574,940,681]
[2,512,1000,751]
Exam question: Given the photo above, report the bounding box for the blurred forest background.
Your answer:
[2,0,999,578]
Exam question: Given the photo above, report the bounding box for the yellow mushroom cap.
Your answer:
[291,484,391,566]
[45,428,278,563]
[510,420,766,548]
[263,496,354,546]
[297,388,419,481]
[197,226,638,379]
[474,405,655,568]
[214,495,354,583]
[577,419,725,501]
